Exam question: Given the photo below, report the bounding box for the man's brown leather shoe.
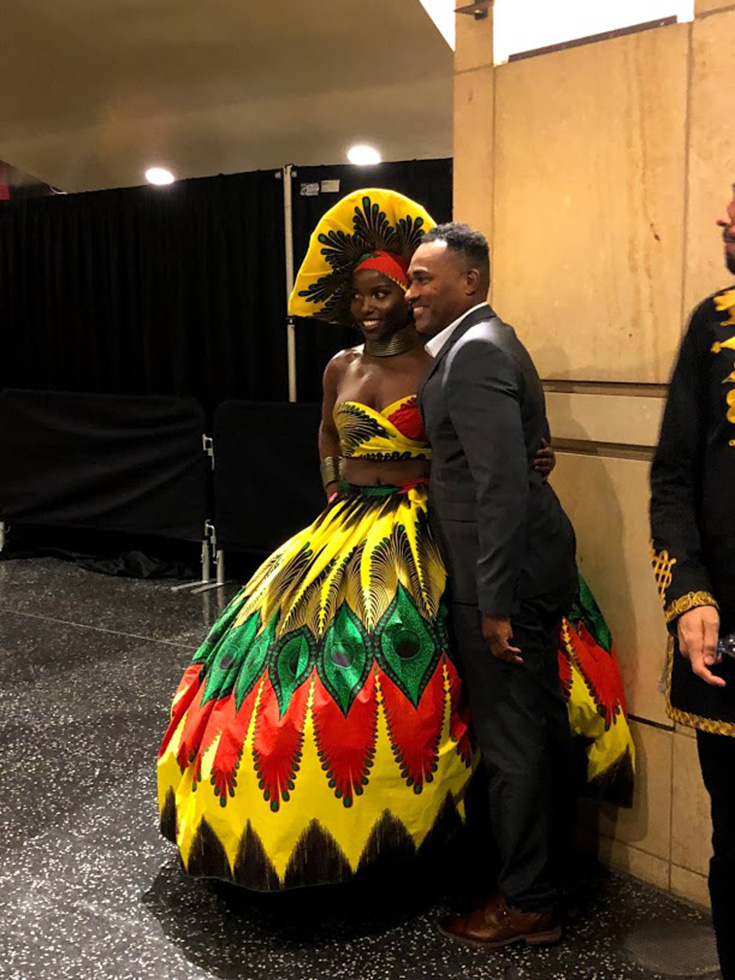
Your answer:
[438,894,562,949]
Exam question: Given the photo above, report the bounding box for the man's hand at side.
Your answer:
[677,605,725,687]
[481,615,523,665]
[532,438,555,480]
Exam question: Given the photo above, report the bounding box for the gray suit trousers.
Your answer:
[448,582,575,911]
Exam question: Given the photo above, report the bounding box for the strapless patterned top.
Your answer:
[334,394,430,461]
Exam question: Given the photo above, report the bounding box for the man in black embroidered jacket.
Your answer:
[650,185,735,980]
[407,224,577,948]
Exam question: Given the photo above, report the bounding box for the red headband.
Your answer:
[354,251,409,291]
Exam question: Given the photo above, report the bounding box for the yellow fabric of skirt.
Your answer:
[157,483,474,890]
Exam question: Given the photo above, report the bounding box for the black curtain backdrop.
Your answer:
[0,159,451,414]
[0,390,209,541]
[291,158,452,402]
[0,170,287,416]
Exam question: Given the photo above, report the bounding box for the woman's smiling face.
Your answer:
[350,268,410,342]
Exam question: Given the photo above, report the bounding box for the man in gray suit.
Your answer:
[407,223,577,948]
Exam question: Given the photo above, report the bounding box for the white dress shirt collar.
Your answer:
[424,303,488,357]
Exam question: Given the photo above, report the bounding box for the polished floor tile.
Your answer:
[0,555,238,649]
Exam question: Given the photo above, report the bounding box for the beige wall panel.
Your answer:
[684,11,735,316]
[492,25,689,383]
[672,732,712,875]
[551,453,671,724]
[599,837,670,890]
[545,391,665,447]
[455,7,493,73]
[695,0,735,15]
[599,721,673,859]
[454,66,494,239]
[670,865,711,908]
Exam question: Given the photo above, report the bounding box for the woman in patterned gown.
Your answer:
[157,189,634,892]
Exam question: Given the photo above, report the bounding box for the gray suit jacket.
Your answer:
[418,303,576,616]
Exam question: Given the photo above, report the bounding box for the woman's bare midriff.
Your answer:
[341,456,430,487]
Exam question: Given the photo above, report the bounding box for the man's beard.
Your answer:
[726,250,735,276]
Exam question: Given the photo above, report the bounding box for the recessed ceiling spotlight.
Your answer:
[145,166,175,186]
[347,145,382,166]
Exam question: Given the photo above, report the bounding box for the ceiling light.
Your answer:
[145,167,175,186]
[347,145,382,166]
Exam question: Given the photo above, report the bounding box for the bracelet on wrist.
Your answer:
[320,455,342,490]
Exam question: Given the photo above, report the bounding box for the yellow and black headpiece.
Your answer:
[288,188,435,326]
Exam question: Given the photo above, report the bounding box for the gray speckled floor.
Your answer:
[0,556,720,980]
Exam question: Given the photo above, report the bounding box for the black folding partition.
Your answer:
[0,390,209,542]
[213,400,323,556]
[0,394,323,574]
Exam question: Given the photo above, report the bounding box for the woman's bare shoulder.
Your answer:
[325,345,363,380]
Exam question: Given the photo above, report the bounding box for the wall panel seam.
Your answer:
[543,381,668,397]
[670,862,707,877]
[454,64,493,77]
[599,835,672,863]
[628,714,675,732]
[696,3,735,18]
[555,441,655,461]
[668,722,675,875]
[454,64,493,78]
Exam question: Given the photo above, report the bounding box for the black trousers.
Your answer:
[449,588,574,912]
[697,730,735,980]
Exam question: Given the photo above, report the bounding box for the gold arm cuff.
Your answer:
[664,591,719,624]
[320,456,342,489]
